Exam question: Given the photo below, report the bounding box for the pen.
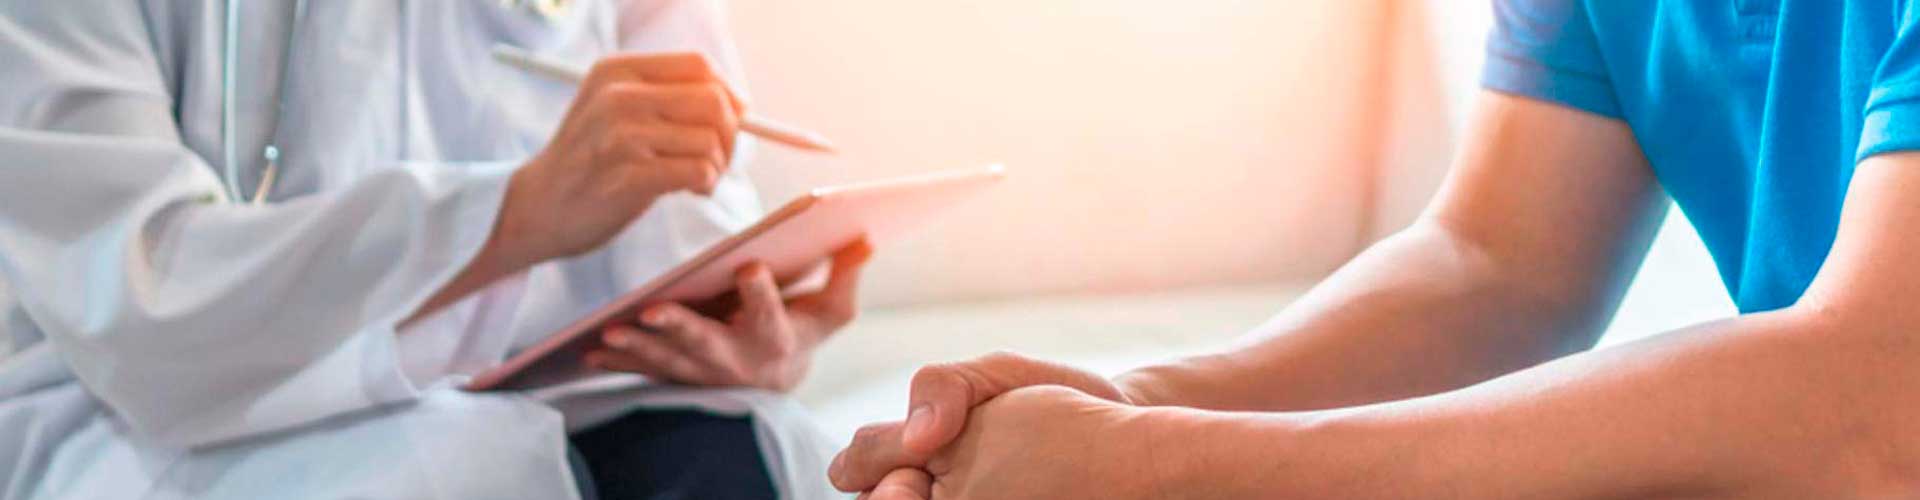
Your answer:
[492,44,838,154]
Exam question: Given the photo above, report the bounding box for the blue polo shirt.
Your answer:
[1484,1,1920,312]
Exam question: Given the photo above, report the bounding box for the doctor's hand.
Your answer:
[828,352,1139,493]
[834,386,1184,500]
[501,52,745,262]
[584,240,872,392]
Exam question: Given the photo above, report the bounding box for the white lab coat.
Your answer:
[0,1,840,499]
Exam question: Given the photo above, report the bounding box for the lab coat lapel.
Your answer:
[271,1,406,199]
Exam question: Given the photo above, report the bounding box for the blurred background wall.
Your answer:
[725,0,1395,307]
[722,0,1734,338]
[756,0,1741,430]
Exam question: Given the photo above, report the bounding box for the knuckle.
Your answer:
[924,455,954,477]
[813,304,854,329]
[583,60,619,87]
[909,364,946,382]
[593,130,624,159]
[691,335,726,357]
[599,125,642,158]
[608,121,643,141]
[729,366,757,385]
[827,302,859,325]
[594,81,643,103]
[744,302,778,325]
[679,125,711,144]
[673,52,715,72]
[605,88,662,116]
[664,159,702,184]
[588,56,625,76]
[656,90,695,120]
[627,345,659,364]
[1005,384,1079,405]
[764,326,799,353]
[769,339,798,359]
[910,364,960,388]
[850,425,887,449]
[696,166,720,192]
[655,156,688,176]
[679,332,714,353]
[704,85,731,112]
[979,350,1030,367]
[735,261,765,282]
[750,262,776,281]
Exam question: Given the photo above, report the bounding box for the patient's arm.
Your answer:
[1116,91,1667,412]
[829,92,1670,492]
[840,100,1920,499]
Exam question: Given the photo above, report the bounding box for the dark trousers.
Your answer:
[567,409,779,500]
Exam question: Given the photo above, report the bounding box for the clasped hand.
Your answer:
[828,353,1176,500]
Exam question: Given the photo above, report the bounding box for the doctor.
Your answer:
[0,1,858,499]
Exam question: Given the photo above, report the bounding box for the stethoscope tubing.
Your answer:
[220,0,307,205]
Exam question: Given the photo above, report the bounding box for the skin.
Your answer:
[408,52,863,392]
[831,91,1920,498]
[585,240,871,391]
[418,52,744,319]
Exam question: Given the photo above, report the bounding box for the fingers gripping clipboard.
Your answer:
[466,165,1005,391]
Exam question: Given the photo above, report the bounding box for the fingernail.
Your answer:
[903,404,933,439]
[640,310,665,326]
[607,333,631,348]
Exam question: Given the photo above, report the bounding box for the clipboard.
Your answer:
[466,165,1005,391]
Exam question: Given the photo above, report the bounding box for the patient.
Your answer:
[831,0,1920,497]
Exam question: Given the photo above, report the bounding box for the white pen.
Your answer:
[492,44,838,154]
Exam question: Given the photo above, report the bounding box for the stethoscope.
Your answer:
[218,1,562,204]
[219,0,307,205]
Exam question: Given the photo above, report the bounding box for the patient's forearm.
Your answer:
[1174,304,1919,498]
[1112,94,1665,414]
[1118,222,1622,412]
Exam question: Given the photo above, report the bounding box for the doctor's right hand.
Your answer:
[501,52,744,263]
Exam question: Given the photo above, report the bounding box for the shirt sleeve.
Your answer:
[1481,0,1623,119]
[1858,7,1920,160]
[0,2,511,447]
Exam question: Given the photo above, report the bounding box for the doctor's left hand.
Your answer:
[585,240,873,392]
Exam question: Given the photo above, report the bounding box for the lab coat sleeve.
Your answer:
[0,3,511,447]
